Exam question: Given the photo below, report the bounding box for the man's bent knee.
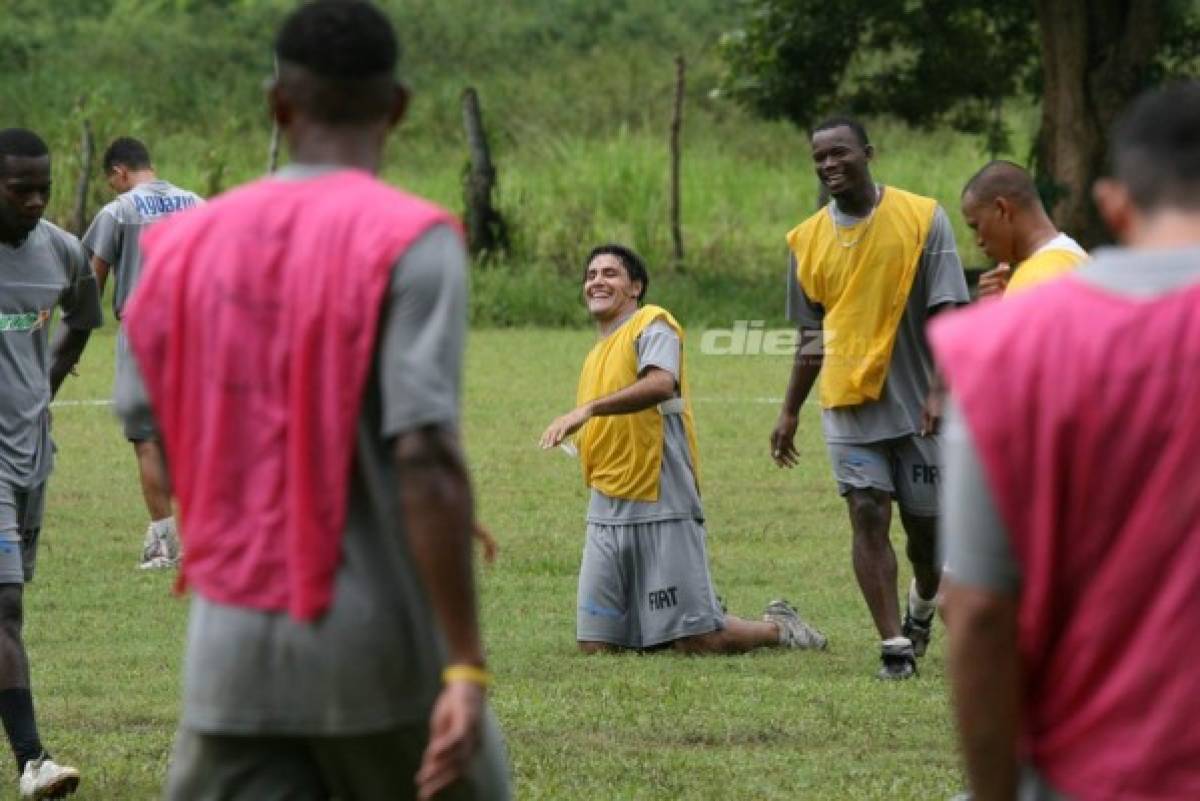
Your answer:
[846,490,890,535]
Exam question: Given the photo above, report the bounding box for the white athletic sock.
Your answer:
[908,579,937,621]
[150,516,175,537]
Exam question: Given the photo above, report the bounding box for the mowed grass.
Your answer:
[39,321,962,800]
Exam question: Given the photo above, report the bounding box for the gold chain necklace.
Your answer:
[831,185,882,248]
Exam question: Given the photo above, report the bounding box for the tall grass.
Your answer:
[2,0,1037,327]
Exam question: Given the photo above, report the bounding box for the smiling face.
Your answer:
[961,190,1016,264]
[0,154,51,240]
[583,253,642,323]
[811,125,873,199]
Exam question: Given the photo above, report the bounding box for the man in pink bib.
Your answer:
[118,3,508,799]
[933,82,1200,801]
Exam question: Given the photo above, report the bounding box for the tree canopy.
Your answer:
[719,0,1200,244]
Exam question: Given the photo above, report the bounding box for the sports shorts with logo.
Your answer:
[0,481,45,584]
[826,434,941,516]
[577,518,724,649]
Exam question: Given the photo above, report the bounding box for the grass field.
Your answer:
[36,320,963,800]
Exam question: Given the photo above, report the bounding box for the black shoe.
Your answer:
[877,638,917,680]
[902,607,935,658]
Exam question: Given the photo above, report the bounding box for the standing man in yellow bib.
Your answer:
[961,160,1088,298]
[541,244,827,654]
[772,118,970,679]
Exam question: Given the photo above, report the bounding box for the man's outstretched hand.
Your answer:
[539,405,591,450]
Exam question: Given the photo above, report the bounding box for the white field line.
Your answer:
[50,399,113,408]
[692,396,783,405]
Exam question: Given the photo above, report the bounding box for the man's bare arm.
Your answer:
[394,425,482,667]
[394,425,487,800]
[90,254,111,299]
[49,326,91,398]
[770,326,822,468]
[944,579,1021,801]
[539,367,675,449]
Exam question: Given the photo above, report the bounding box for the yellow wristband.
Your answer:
[442,664,493,688]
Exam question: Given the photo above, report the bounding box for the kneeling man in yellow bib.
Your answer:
[540,244,827,655]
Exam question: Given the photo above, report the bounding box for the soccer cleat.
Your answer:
[763,599,828,650]
[19,756,80,799]
[139,523,163,564]
[138,555,177,570]
[902,606,935,658]
[139,524,181,570]
[157,525,181,562]
[877,637,917,680]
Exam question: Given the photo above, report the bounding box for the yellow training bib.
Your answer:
[787,187,936,408]
[1006,245,1087,296]
[575,305,701,501]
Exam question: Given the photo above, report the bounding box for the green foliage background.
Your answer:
[2,0,1023,326]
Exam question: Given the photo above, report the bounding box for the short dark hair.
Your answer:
[274,0,399,124]
[812,116,870,147]
[0,128,49,164]
[1110,81,1200,212]
[584,244,650,303]
[962,159,1041,209]
[102,137,152,172]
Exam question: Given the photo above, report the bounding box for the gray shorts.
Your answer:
[115,328,157,442]
[826,435,941,516]
[164,706,511,801]
[577,518,724,649]
[0,481,44,584]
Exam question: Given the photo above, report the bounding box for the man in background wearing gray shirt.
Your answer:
[82,137,201,569]
[0,127,101,799]
[773,118,970,679]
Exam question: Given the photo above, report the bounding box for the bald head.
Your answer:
[962,160,1041,210]
[961,160,1061,265]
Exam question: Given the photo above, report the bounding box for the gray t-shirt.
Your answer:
[789,202,969,443]
[0,220,103,487]
[941,245,1200,594]
[586,319,704,524]
[118,167,468,734]
[82,179,202,318]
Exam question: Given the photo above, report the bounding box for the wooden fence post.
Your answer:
[70,119,94,236]
[461,87,507,259]
[669,56,685,267]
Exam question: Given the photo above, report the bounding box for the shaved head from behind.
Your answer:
[1094,81,1200,246]
[273,0,402,126]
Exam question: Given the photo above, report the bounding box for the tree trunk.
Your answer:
[461,87,507,259]
[1035,0,1163,248]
